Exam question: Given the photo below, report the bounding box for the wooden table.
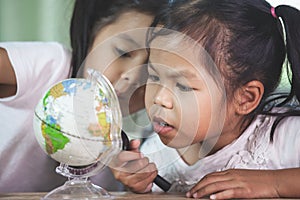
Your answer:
[0,192,190,200]
[1,192,296,200]
[0,192,294,200]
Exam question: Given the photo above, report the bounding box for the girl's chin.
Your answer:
[158,135,172,145]
[158,135,186,149]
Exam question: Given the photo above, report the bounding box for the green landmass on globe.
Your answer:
[34,78,116,166]
[41,122,70,155]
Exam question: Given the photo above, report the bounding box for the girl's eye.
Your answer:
[176,83,193,92]
[148,74,160,82]
[115,47,131,58]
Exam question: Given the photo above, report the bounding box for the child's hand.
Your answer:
[186,169,280,199]
[110,139,158,193]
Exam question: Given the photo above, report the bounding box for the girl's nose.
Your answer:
[154,86,173,109]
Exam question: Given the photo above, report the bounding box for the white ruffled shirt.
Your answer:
[0,42,72,192]
[141,111,300,192]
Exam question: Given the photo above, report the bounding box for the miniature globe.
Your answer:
[33,69,122,168]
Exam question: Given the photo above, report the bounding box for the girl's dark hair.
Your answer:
[70,0,168,78]
[151,0,300,140]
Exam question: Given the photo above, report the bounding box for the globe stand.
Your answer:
[42,163,111,200]
[33,70,123,200]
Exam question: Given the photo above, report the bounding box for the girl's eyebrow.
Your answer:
[175,69,197,79]
[118,33,141,48]
[148,61,197,79]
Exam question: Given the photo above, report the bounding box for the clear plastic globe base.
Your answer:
[33,69,122,200]
[42,163,110,200]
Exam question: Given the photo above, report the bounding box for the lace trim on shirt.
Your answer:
[221,115,273,170]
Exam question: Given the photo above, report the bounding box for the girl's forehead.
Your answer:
[149,32,192,51]
[149,30,208,61]
[109,10,154,34]
[149,37,212,72]
[149,48,211,83]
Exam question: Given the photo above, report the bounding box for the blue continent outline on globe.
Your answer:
[36,78,113,165]
[33,75,121,166]
[40,80,93,155]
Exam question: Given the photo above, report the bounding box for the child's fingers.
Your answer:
[118,157,152,173]
[135,161,157,175]
[129,172,157,193]
[110,150,143,169]
[124,163,158,193]
[118,150,143,162]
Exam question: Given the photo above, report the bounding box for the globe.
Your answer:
[33,69,122,199]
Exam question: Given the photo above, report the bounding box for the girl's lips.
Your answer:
[152,117,174,135]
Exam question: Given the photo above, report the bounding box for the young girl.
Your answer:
[112,0,300,199]
[0,0,167,192]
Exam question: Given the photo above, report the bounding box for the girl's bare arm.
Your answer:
[0,47,17,97]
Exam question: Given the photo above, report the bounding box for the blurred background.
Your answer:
[1,0,300,48]
[0,0,299,90]
[0,0,74,48]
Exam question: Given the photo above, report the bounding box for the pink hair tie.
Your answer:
[271,7,278,18]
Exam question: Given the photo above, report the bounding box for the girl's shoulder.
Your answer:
[0,41,70,54]
[254,109,300,167]
[0,41,72,101]
[0,41,71,72]
[254,108,300,147]
[219,110,300,170]
[268,111,300,148]
[257,107,300,137]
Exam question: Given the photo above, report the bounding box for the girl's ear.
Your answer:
[234,80,264,115]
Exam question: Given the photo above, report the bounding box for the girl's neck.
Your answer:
[209,114,253,153]
[177,117,252,166]
[177,143,201,166]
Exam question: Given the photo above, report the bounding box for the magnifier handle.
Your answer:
[121,130,171,192]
